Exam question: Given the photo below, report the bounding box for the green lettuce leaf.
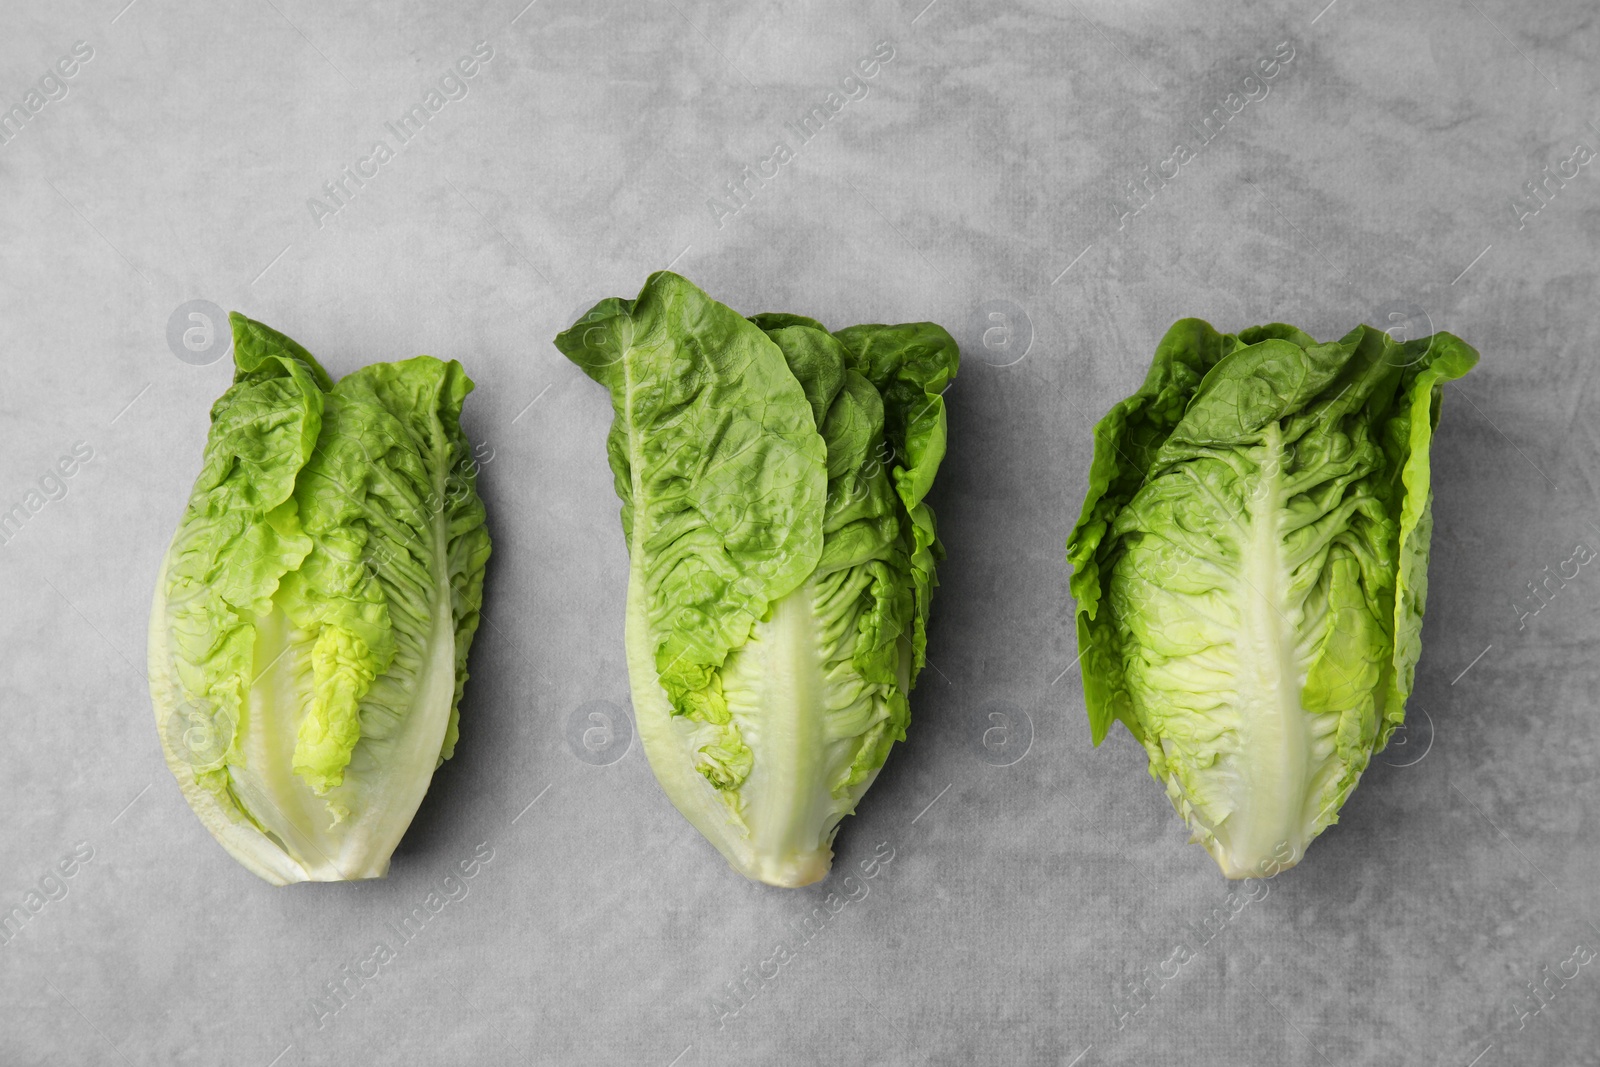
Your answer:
[557,272,957,886]
[1066,319,1475,878]
[148,314,490,884]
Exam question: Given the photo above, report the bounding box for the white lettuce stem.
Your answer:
[1208,423,1311,878]
[626,566,834,888]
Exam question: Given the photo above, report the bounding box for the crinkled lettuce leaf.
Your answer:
[148,314,490,884]
[1066,319,1475,878]
[557,272,956,886]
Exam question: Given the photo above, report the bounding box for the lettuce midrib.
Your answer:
[1211,421,1313,876]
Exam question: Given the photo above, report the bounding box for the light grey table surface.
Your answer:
[2,0,1597,1064]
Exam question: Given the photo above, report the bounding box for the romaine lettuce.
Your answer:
[1067,320,1476,878]
[147,314,491,884]
[556,272,957,887]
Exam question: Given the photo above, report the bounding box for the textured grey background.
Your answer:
[1,0,1597,1064]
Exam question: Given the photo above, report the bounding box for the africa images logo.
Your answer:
[1110,40,1296,231]
[0,41,94,149]
[705,41,896,229]
[305,43,496,229]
